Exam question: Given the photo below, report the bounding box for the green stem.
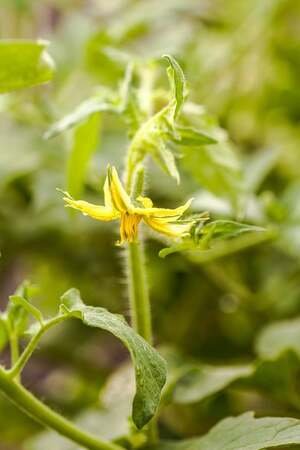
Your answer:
[8,316,67,379]
[9,332,20,382]
[127,241,153,343]
[0,366,123,450]
[127,240,158,443]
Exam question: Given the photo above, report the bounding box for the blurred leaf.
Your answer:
[173,364,253,404]
[67,112,102,198]
[181,140,242,202]
[244,147,280,193]
[26,364,136,450]
[60,288,167,429]
[154,412,300,450]
[44,95,118,139]
[9,295,43,325]
[256,318,300,360]
[0,40,54,93]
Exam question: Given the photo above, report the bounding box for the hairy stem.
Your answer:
[127,240,158,443]
[0,366,123,450]
[127,241,153,343]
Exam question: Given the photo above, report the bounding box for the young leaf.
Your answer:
[67,112,102,198]
[0,40,54,93]
[162,54,187,119]
[60,288,167,429]
[9,295,43,326]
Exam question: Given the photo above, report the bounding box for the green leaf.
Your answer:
[163,54,187,119]
[159,221,267,258]
[181,139,242,201]
[256,318,300,360]
[44,95,118,139]
[66,112,102,198]
[0,39,54,93]
[44,63,136,139]
[173,126,217,146]
[60,288,167,429]
[6,281,34,337]
[9,295,43,326]
[154,412,300,450]
[173,364,253,404]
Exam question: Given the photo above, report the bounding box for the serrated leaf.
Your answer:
[256,318,300,360]
[201,220,266,241]
[154,412,300,450]
[0,39,54,93]
[66,112,102,198]
[60,288,167,429]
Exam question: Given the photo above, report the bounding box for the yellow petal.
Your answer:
[133,198,193,219]
[63,197,119,221]
[144,216,192,238]
[108,166,134,213]
[103,175,113,208]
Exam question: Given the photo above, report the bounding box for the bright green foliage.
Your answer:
[67,113,102,198]
[0,40,54,93]
[60,288,167,429]
[154,412,300,450]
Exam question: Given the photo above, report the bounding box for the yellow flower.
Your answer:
[62,166,195,245]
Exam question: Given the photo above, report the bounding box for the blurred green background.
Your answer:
[0,0,300,449]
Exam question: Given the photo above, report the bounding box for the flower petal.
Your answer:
[144,216,192,238]
[108,166,134,213]
[134,198,193,219]
[63,197,119,221]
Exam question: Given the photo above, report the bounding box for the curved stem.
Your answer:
[8,316,68,379]
[0,366,123,450]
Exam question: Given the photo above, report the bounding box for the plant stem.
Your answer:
[0,366,123,450]
[127,241,153,344]
[9,331,20,382]
[8,316,67,380]
[127,240,158,443]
